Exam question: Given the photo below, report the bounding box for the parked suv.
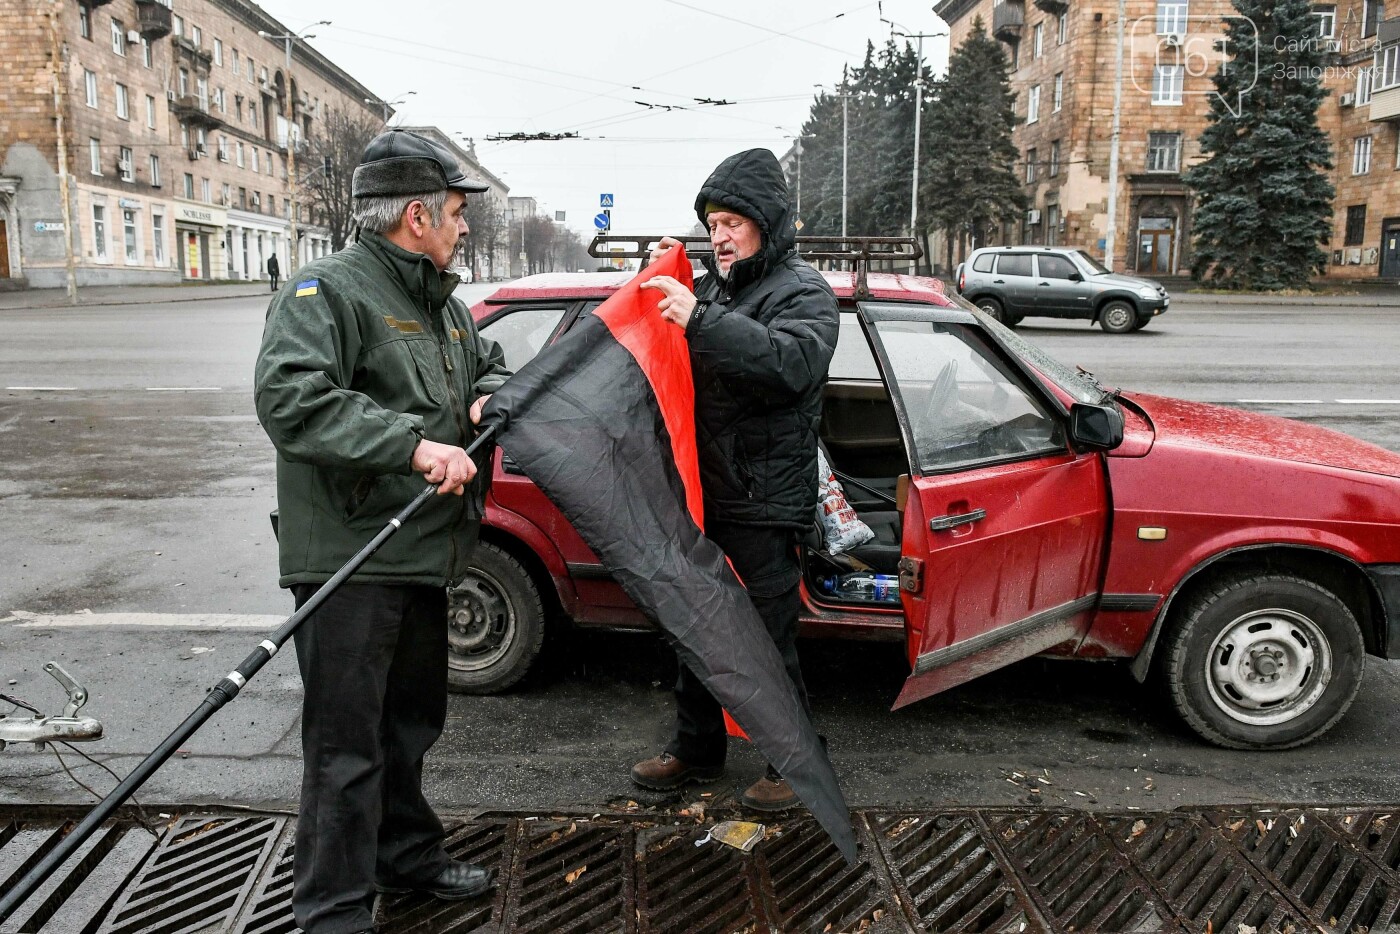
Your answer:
[956,246,1170,333]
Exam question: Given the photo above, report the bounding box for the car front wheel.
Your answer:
[445,542,546,694]
[976,297,1007,323]
[1161,573,1364,749]
[1099,300,1138,333]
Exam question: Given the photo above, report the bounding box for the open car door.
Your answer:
[856,303,1110,709]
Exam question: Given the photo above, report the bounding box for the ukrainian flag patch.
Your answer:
[295,279,319,297]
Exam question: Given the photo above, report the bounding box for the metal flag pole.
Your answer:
[0,425,497,920]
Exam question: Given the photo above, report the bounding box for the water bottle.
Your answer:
[817,571,900,604]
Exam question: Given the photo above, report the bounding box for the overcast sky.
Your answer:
[257,0,951,235]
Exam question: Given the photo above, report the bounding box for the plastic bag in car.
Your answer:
[816,448,875,556]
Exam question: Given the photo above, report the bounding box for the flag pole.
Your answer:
[0,425,497,921]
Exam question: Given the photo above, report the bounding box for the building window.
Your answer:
[236,141,245,167]
[1157,0,1188,34]
[142,37,152,67]
[232,49,240,73]
[1315,5,1337,37]
[111,18,126,55]
[1354,135,1373,174]
[172,13,183,36]
[1153,64,1184,104]
[118,145,133,181]
[1033,22,1043,57]
[196,77,208,111]
[1046,204,1061,245]
[1027,84,1041,123]
[1058,12,1068,43]
[146,94,157,128]
[123,209,138,264]
[152,214,165,265]
[89,138,101,175]
[1050,139,1061,176]
[252,148,260,173]
[201,177,211,203]
[1147,131,1182,171]
[1345,205,1367,244]
[1359,66,1374,104]
[191,25,201,47]
[1364,0,1383,37]
[214,38,223,65]
[1381,46,1400,89]
[1026,148,1038,182]
[92,204,108,260]
[115,82,129,119]
[180,123,189,149]
[183,173,194,199]
[79,5,90,38]
[222,182,231,205]
[259,66,268,86]
[238,187,247,210]
[218,136,228,161]
[250,102,258,127]
[178,68,188,97]
[84,70,98,107]
[149,154,161,187]
[1054,73,1063,111]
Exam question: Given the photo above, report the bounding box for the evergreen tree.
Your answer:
[921,19,1026,271]
[1185,0,1334,289]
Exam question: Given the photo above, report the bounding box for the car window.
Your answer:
[972,253,995,273]
[996,253,1033,277]
[479,306,567,371]
[871,319,1065,473]
[1037,255,1078,279]
[829,313,881,380]
[1075,250,1111,275]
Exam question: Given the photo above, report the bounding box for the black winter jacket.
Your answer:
[685,149,838,530]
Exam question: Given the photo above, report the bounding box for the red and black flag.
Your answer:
[480,248,855,863]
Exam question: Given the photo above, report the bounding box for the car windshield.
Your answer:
[1075,250,1111,275]
[943,292,1110,404]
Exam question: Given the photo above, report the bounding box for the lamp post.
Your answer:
[366,90,415,124]
[258,21,329,274]
[815,79,851,240]
[883,18,949,272]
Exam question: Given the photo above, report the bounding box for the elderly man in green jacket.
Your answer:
[254,130,510,934]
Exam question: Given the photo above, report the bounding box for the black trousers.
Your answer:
[665,522,811,769]
[269,270,280,291]
[290,582,451,934]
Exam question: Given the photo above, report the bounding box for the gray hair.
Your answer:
[352,189,449,234]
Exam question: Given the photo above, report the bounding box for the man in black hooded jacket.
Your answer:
[633,148,839,811]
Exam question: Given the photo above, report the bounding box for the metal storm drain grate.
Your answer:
[636,824,761,933]
[96,815,285,934]
[231,836,296,934]
[373,819,512,933]
[0,813,159,934]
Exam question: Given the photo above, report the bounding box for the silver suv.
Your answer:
[955,247,1170,333]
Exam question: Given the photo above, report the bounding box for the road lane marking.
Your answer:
[6,387,78,391]
[4,611,284,629]
[1336,399,1400,404]
[145,387,223,392]
[1237,399,1325,404]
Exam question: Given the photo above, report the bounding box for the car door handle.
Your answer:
[1038,281,1051,286]
[929,508,987,531]
[992,278,1005,284]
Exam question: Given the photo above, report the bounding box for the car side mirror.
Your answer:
[1067,272,1083,282]
[1069,402,1124,451]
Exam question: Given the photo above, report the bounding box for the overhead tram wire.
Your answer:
[658,0,856,54]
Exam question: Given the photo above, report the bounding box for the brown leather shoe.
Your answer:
[740,773,800,811]
[630,752,724,791]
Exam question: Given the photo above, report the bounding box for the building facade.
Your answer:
[0,0,386,289]
[396,127,510,280]
[935,0,1400,279]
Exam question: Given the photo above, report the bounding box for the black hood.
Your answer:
[694,149,795,295]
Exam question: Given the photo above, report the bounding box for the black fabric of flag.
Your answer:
[479,250,855,863]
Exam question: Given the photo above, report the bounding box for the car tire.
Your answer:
[1099,301,1138,333]
[1004,313,1024,327]
[1129,315,1151,332]
[975,297,1008,323]
[445,542,546,695]
[1161,573,1364,750]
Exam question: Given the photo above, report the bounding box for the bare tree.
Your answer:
[464,194,506,280]
[523,215,557,274]
[304,107,382,251]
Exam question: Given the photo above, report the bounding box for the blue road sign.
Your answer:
[600,193,614,207]
[593,212,610,230]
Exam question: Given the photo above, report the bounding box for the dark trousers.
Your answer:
[269,270,280,291]
[665,522,810,769]
[290,582,451,934]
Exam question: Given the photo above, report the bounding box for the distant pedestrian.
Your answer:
[267,254,280,291]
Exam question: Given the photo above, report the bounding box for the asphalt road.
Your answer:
[2,287,1399,819]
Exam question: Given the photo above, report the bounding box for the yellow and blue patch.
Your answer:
[294,279,319,297]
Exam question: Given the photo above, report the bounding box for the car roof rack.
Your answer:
[587,235,923,301]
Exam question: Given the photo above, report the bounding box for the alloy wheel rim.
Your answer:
[447,569,516,672]
[1204,608,1332,726]
[1105,306,1132,329]
[979,302,1001,320]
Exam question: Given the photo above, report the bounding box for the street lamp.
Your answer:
[258,20,330,274]
[883,17,949,270]
[815,79,851,240]
[366,90,415,124]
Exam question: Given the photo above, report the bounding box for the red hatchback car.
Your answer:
[450,251,1400,751]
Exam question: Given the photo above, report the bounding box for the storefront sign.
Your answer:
[173,201,227,227]
[32,221,64,233]
[119,198,142,210]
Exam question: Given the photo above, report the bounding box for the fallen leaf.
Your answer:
[564,865,587,884]
[873,909,884,922]
[1228,819,1246,832]
[1128,819,1147,841]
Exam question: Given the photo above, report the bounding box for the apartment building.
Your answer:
[397,126,511,278]
[935,0,1400,279]
[0,0,385,288]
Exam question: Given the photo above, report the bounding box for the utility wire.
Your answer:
[658,0,858,55]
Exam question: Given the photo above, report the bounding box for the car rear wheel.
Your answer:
[1161,573,1364,749]
[1099,301,1138,333]
[976,297,1008,323]
[1004,313,1024,327]
[446,542,546,694]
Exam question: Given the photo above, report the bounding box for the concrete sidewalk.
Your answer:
[1161,276,1400,306]
[2,801,1395,932]
[0,281,275,311]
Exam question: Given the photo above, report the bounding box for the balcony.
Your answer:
[1371,84,1400,122]
[135,0,172,38]
[84,0,115,6]
[993,0,1026,43]
[171,35,213,73]
[1033,0,1068,13]
[1370,20,1400,121]
[170,95,223,130]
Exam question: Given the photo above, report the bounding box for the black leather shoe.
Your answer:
[376,861,495,900]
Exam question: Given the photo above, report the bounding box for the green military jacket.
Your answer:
[254,231,510,588]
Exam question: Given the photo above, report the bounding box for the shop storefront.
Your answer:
[226,209,290,282]
[172,200,227,280]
